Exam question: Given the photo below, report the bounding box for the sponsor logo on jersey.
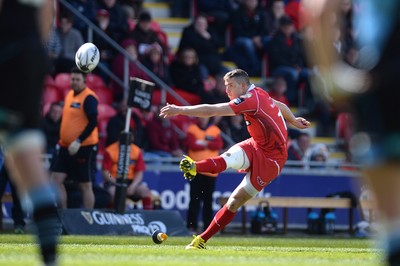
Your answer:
[233,97,244,105]
[233,93,252,105]
[70,102,81,109]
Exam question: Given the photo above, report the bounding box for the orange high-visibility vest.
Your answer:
[60,88,98,147]
[105,142,142,180]
[187,124,221,177]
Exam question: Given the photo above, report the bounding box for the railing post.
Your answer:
[87,27,93,43]
[123,57,129,100]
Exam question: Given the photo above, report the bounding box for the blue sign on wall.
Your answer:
[143,170,363,227]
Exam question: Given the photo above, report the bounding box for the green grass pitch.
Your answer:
[0,234,382,266]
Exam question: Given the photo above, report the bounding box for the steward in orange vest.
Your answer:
[103,142,145,180]
[102,140,153,210]
[51,68,99,210]
[185,117,223,232]
[185,118,223,177]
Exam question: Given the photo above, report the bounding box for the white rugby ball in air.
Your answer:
[75,42,100,73]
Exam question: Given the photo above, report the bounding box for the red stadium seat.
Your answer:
[54,72,71,97]
[97,103,117,153]
[98,103,117,121]
[167,88,201,106]
[43,75,56,86]
[42,85,63,105]
[54,72,71,90]
[151,89,162,106]
[42,102,52,116]
[151,88,201,106]
[86,73,106,90]
[93,86,114,105]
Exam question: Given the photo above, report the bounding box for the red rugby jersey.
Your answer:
[229,85,288,158]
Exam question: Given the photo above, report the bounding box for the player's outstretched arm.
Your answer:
[273,99,310,129]
[159,103,235,118]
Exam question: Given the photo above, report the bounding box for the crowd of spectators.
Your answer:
[34,0,358,211]
[45,0,357,135]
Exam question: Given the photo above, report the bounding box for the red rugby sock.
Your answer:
[196,156,227,174]
[200,205,236,242]
[142,196,153,210]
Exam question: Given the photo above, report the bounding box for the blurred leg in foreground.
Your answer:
[0,0,62,265]
[303,1,400,265]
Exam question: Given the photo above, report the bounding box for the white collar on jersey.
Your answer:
[247,84,256,92]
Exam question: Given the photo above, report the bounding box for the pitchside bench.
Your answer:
[218,196,375,234]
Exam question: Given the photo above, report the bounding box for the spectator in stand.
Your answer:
[40,101,63,155]
[287,131,330,169]
[196,0,237,48]
[205,73,230,104]
[63,0,97,39]
[51,68,98,209]
[263,0,287,41]
[141,43,172,86]
[268,76,290,106]
[96,0,129,43]
[145,105,184,158]
[309,143,329,169]
[178,14,228,79]
[55,13,84,74]
[169,48,209,102]
[287,132,311,165]
[120,0,143,19]
[185,117,223,233]
[111,38,149,102]
[44,26,62,75]
[229,0,269,76]
[92,9,119,82]
[268,15,311,106]
[283,0,304,31]
[225,115,251,144]
[102,135,153,210]
[106,100,146,149]
[128,10,167,61]
[120,3,136,31]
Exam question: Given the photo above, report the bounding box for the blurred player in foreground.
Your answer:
[160,69,310,249]
[303,0,400,265]
[0,0,61,265]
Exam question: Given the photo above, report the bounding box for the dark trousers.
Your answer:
[0,166,25,227]
[187,173,216,231]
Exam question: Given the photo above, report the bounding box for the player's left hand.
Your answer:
[292,117,311,129]
[159,103,180,118]
[68,139,81,155]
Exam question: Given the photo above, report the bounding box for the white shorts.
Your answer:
[221,144,258,197]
